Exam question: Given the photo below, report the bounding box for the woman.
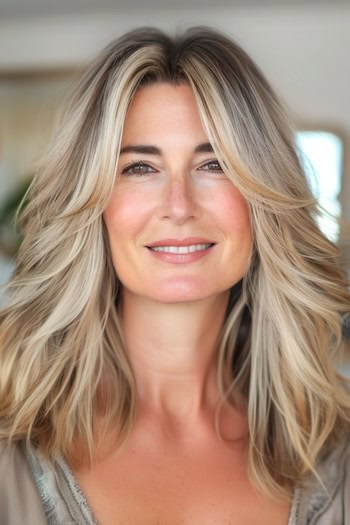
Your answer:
[0,25,350,524]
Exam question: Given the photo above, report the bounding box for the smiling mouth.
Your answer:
[146,243,215,253]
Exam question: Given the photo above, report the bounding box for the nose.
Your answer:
[160,174,200,224]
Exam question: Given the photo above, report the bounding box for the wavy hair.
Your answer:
[1,25,350,503]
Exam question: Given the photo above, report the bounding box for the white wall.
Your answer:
[1,4,349,128]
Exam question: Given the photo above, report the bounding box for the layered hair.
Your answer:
[1,25,350,502]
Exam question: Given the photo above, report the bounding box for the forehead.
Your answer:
[121,83,208,143]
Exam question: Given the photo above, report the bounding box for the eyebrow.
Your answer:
[119,142,215,155]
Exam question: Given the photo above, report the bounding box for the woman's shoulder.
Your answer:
[294,434,350,525]
[0,439,47,525]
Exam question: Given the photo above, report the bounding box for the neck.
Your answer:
[118,289,230,427]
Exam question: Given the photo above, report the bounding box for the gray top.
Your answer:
[1,436,350,524]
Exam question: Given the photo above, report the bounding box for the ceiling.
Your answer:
[0,0,348,18]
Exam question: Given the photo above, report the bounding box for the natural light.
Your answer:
[296,131,343,243]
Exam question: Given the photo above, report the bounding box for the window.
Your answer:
[296,131,343,243]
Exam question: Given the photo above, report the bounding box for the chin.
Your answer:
[141,291,201,303]
[143,286,219,305]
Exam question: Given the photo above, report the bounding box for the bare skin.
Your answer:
[74,412,292,525]
[72,83,293,524]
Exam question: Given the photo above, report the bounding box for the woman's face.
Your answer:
[103,83,252,303]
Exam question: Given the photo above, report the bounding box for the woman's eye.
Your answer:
[121,161,155,176]
[199,160,223,173]
[120,159,224,177]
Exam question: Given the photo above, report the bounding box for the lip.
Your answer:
[146,243,216,264]
[146,237,216,247]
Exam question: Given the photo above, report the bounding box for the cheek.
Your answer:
[103,191,150,239]
[214,186,251,236]
[215,188,253,280]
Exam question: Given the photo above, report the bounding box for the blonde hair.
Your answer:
[1,25,350,503]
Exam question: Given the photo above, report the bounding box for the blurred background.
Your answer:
[0,0,349,370]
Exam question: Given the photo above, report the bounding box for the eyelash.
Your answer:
[120,159,224,176]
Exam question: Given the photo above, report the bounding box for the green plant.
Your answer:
[0,177,32,258]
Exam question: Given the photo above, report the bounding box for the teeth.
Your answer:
[150,243,212,253]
